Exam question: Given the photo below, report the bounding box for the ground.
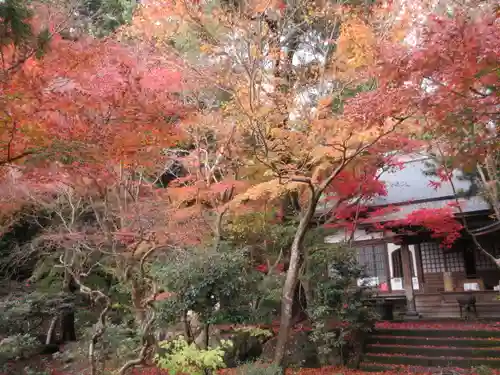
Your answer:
[3,367,500,375]
[4,321,500,375]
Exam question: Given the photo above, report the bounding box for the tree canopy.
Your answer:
[0,0,498,374]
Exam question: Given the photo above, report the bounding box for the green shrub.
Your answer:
[306,243,378,365]
[0,291,75,337]
[474,365,494,375]
[24,368,51,375]
[233,327,273,339]
[53,322,141,369]
[0,333,41,361]
[155,336,232,375]
[154,247,260,328]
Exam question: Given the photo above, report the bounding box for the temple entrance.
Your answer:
[391,247,415,279]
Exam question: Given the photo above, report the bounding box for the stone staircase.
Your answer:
[361,324,500,372]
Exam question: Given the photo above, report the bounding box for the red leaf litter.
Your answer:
[7,361,500,375]
[372,335,500,341]
[154,291,176,301]
[359,364,500,375]
[8,321,500,375]
[370,343,500,350]
[220,366,500,375]
[8,366,500,375]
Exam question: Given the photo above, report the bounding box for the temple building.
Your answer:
[323,154,500,319]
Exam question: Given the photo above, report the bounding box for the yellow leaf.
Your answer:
[200,44,212,53]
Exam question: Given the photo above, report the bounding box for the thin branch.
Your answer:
[89,294,111,375]
[290,176,315,196]
[436,145,500,267]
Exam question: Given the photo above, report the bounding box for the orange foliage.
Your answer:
[1,36,186,178]
[117,0,415,221]
[335,15,377,75]
[0,13,198,244]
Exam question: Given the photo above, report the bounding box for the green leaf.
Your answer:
[35,28,51,59]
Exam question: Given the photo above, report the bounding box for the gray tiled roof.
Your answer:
[369,155,474,205]
[316,154,491,220]
[362,196,491,223]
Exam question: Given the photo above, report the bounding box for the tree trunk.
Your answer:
[46,316,58,345]
[401,244,418,319]
[291,281,308,324]
[274,195,318,368]
[61,269,77,342]
[61,311,77,342]
[301,249,313,319]
[131,281,146,324]
[204,323,210,349]
[183,309,194,344]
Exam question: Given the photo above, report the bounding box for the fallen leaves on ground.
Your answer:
[369,343,500,349]
[6,364,500,375]
[373,334,500,340]
[219,366,500,375]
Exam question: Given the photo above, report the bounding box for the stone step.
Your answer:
[359,363,475,373]
[368,335,500,347]
[366,344,500,358]
[364,353,500,368]
[373,328,500,339]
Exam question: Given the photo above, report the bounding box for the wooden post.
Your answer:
[401,244,419,319]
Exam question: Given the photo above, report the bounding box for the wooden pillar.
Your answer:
[401,244,419,319]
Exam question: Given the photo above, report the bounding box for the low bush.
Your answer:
[155,336,233,375]
[0,333,41,361]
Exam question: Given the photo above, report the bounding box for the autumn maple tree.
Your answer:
[0,0,71,236]
[364,6,499,259]
[126,0,500,364]
[3,0,496,373]
[120,0,425,368]
[0,6,195,372]
[0,0,53,169]
[0,0,171,174]
[26,174,178,375]
[1,33,182,230]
